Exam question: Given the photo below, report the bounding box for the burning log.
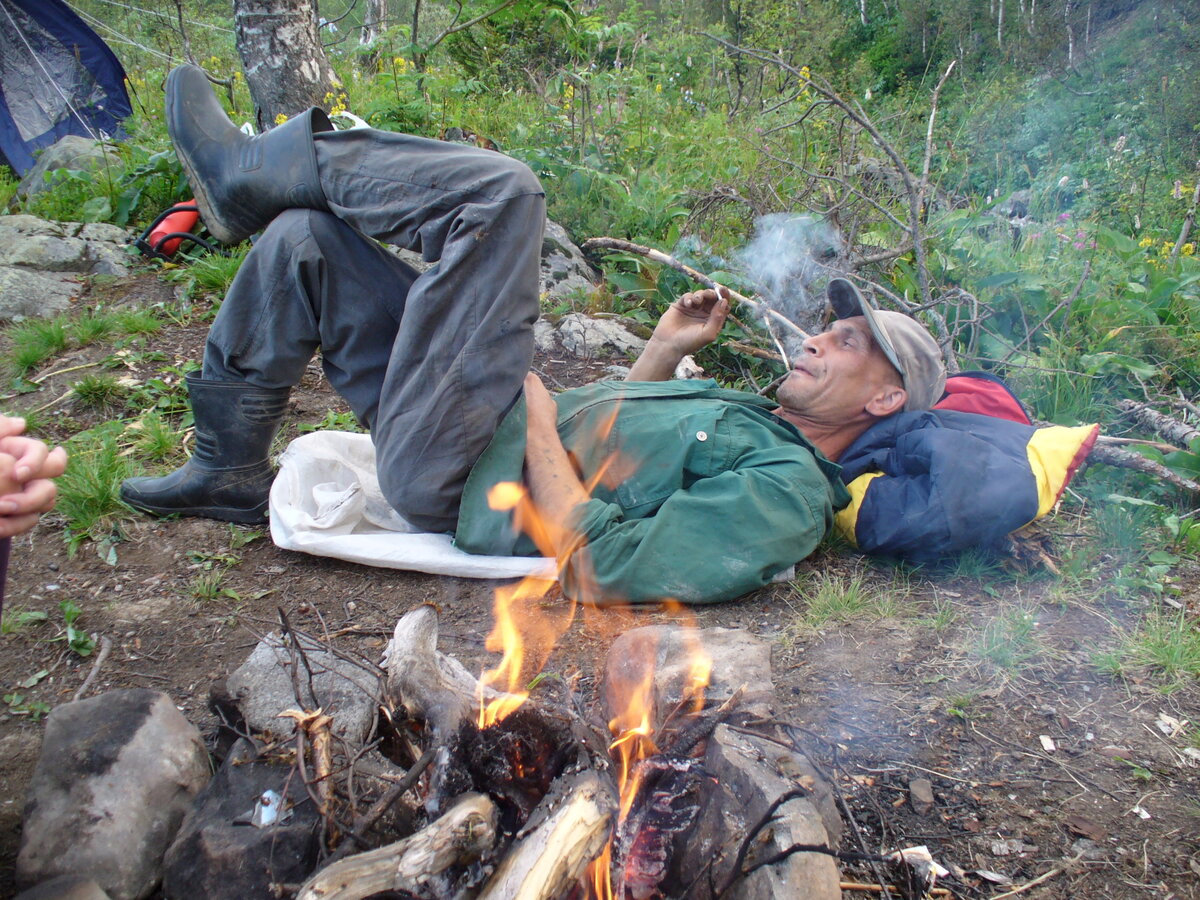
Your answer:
[294,791,498,900]
[611,755,716,900]
[477,770,618,900]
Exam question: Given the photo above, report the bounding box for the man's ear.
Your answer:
[865,385,906,417]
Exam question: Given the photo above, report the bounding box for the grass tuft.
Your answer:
[55,426,138,552]
[975,605,1042,670]
[7,318,69,376]
[72,373,130,412]
[785,569,906,632]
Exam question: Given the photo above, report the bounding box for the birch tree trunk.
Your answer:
[234,0,340,131]
[361,0,386,45]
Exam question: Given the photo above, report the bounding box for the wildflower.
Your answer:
[1073,241,1085,249]
[1113,135,1127,153]
[1057,212,1071,222]
[274,112,288,125]
[1057,175,1069,188]
[1139,237,1155,248]
[800,65,811,81]
[1183,243,1196,256]
[1174,180,1183,199]
[1160,241,1173,257]
[393,56,410,74]
[655,83,663,93]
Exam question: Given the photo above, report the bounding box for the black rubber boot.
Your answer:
[165,64,334,244]
[120,374,290,524]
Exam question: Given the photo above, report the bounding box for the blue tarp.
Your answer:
[0,0,132,175]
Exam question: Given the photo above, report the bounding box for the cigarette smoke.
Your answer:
[734,214,842,354]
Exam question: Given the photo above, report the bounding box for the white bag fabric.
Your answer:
[269,431,554,579]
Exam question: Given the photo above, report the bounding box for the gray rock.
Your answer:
[16,689,211,900]
[14,875,112,900]
[162,739,321,900]
[226,632,380,744]
[603,626,776,731]
[693,724,843,900]
[16,136,122,200]
[0,266,81,319]
[541,219,599,303]
[0,215,131,320]
[555,312,646,360]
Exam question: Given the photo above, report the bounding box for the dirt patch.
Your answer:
[0,272,1197,898]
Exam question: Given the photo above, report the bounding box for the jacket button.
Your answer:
[696,430,708,441]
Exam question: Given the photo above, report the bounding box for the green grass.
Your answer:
[297,408,367,434]
[55,426,139,551]
[113,309,163,336]
[7,318,68,376]
[123,409,185,461]
[975,605,1042,670]
[67,310,121,345]
[171,245,250,297]
[72,374,130,412]
[1121,610,1200,689]
[784,569,907,631]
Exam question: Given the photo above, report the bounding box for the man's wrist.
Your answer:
[627,338,684,382]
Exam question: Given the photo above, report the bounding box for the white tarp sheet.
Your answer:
[269,431,554,579]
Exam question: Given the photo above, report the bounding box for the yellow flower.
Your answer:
[1139,236,1155,248]
[800,65,811,81]
[1183,243,1195,256]
[655,83,663,93]
[1159,241,1173,257]
[274,112,289,125]
[393,56,410,74]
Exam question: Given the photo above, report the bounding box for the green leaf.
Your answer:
[978,271,1020,288]
[80,196,113,223]
[17,670,49,690]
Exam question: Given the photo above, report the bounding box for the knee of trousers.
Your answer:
[256,208,353,253]
[377,464,460,534]
[491,156,545,201]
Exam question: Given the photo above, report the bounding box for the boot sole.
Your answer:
[122,493,268,525]
[165,67,248,246]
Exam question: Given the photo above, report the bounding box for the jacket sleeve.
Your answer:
[561,447,837,605]
[835,420,1098,561]
[836,427,1038,560]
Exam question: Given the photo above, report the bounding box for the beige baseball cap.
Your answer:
[827,278,947,412]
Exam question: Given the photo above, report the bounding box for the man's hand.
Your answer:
[627,288,730,382]
[0,416,68,538]
[522,374,589,556]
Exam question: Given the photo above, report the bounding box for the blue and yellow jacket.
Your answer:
[835,373,1098,561]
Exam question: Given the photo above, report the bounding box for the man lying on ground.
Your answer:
[121,65,958,605]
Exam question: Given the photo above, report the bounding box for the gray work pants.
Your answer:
[202,129,546,531]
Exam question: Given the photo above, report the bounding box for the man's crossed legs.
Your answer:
[121,66,546,531]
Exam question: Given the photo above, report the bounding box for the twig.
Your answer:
[1117,400,1200,449]
[1095,435,1180,453]
[72,635,113,702]
[30,361,103,385]
[724,340,784,363]
[840,883,950,897]
[327,745,436,862]
[988,854,1083,899]
[1088,443,1200,493]
[582,237,810,339]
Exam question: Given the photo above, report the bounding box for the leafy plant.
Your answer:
[0,608,49,635]
[56,599,97,657]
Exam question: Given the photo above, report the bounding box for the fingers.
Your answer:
[0,436,66,482]
[0,415,27,441]
[0,513,41,539]
[0,477,59,518]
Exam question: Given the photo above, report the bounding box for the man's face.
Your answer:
[776,317,904,422]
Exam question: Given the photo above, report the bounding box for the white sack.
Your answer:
[269,431,554,579]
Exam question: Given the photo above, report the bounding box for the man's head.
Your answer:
[774,279,946,452]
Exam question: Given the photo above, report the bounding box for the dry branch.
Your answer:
[476,770,617,900]
[295,792,499,900]
[582,237,811,340]
[1117,400,1200,449]
[1088,443,1200,493]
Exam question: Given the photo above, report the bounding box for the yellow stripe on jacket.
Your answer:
[834,471,883,547]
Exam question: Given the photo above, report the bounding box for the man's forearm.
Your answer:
[523,419,590,557]
[626,338,684,382]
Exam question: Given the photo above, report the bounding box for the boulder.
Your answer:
[16,689,211,900]
[162,739,321,900]
[553,312,647,359]
[15,136,122,200]
[14,875,112,900]
[0,215,131,320]
[226,631,380,744]
[541,219,599,303]
[603,626,776,731]
[689,724,843,900]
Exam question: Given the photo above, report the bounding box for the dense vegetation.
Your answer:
[2,0,1198,678]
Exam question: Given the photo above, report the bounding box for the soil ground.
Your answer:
[0,272,1197,899]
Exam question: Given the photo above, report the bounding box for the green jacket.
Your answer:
[454,380,850,605]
